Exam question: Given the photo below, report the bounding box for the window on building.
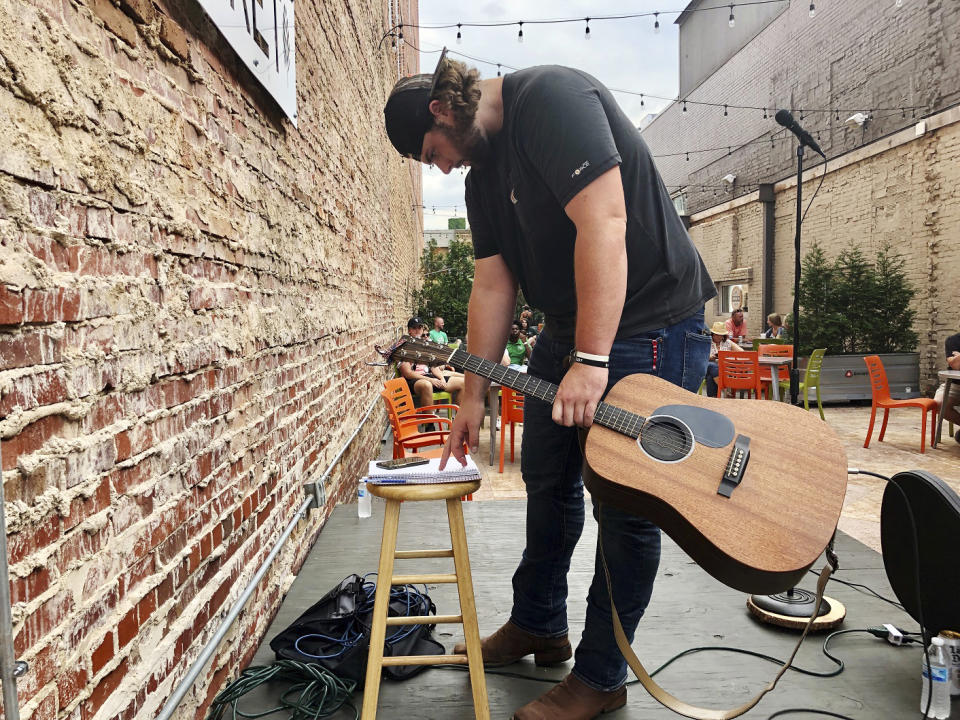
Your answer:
[672,192,687,216]
[718,282,749,314]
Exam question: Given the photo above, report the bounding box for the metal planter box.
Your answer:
[813,352,921,402]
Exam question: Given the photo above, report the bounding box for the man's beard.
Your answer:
[437,121,491,167]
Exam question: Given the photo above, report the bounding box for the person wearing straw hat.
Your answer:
[706,321,744,398]
[384,50,715,720]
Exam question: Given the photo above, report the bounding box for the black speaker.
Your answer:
[880,470,960,637]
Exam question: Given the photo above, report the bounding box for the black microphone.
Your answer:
[775,109,825,157]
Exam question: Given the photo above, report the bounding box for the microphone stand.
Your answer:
[789,143,804,406]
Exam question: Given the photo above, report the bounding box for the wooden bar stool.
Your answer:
[362,480,489,720]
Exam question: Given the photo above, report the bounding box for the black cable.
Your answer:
[766,710,857,719]
[807,568,903,610]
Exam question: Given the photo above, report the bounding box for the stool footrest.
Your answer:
[392,573,458,584]
[387,614,462,626]
[382,654,467,667]
[395,549,454,559]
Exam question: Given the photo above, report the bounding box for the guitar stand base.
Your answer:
[747,588,846,631]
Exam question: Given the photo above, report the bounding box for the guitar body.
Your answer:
[583,373,848,594]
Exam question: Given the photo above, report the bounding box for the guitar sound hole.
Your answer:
[637,415,694,463]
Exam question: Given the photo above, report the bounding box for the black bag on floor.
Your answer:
[269,574,445,688]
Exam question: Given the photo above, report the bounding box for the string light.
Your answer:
[809,2,815,18]
[517,21,524,43]
[728,5,735,28]
[640,94,645,108]
[723,104,728,116]
[402,42,927,120]
[585,17,591,40]
[654,12,660,33]
[456,23,462,43]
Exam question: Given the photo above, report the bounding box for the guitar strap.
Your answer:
[598,507,836,720]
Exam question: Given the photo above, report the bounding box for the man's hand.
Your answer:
[439,396,486,469]
[553,362,607,427]
[429,376,445,389]
[948,351,960,371]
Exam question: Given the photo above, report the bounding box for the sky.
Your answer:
[413,1,685,230]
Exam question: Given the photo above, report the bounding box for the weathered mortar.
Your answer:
[0,0,422,717]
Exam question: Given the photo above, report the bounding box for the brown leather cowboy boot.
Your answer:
[452,620,571,667]
[512,673,627,720]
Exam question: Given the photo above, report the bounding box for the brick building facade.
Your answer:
[0,0,422,717]
[642,0,960,389]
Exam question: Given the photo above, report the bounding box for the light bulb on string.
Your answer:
[682,100,688,113]
[585,18,591,40]
[654,12,660,33]
[723,104,728,116]
[398,24,403,41]
[518,21,524,43]
[497,64,502,77]
[456,23,462,44]
[640,94,644,108]
[763,107,768,119]
[809,3,815,18]
[728,5,735,28]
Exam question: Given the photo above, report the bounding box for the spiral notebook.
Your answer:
[365,456,480,485]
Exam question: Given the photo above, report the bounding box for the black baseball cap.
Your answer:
[407,316,425,329]
[384,48,449,160]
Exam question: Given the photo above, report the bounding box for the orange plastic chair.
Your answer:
[383,377,459,422]
[381,378,458,460]
[498,387,524,473]
[863,355,939,453]
[716,350,764,399]
[381,389,450,459]
[758,343,794,396]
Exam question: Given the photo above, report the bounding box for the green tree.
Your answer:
[448,217,466,230]
[414,238,474,339]
[797,242,916,355]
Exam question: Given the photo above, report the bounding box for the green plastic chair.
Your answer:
[752,337,787,351]
[779,348,827,420]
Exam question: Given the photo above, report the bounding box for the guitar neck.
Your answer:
[449,348,645,439]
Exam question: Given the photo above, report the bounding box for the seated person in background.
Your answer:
[429,315,449,344]
[934,332,960,444]
[761,313,785,339]
[505,320,530,367]
[724,307,748,343]
[400,317,464,405]
[705,321,743,398]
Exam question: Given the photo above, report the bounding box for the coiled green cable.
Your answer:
[206,660,358,720]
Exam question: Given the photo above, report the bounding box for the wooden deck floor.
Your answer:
[241,498,922,719]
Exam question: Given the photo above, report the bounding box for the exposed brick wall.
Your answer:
[1,0,422,718]
[643,0,960,216]
[691,114,960,392]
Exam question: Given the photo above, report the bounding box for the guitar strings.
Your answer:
[401,341,731,468]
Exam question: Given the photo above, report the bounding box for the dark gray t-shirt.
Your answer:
[467,66,715,341]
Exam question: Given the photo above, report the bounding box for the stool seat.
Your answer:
[362,478,488,720]
[366,480,480,502]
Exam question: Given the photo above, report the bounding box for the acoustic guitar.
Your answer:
[380,337,848,594]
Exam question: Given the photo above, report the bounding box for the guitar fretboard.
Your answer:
[451,348,646,439]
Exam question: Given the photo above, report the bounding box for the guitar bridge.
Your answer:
[718,435,750,497]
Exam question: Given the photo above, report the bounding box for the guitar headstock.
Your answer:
[375,336,455,366]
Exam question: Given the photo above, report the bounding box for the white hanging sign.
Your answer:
[195,0,297,125]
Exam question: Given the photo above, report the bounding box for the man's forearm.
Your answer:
[573,217,627,355]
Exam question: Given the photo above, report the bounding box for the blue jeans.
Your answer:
[512,309,709,691]
[705,361,720,397]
